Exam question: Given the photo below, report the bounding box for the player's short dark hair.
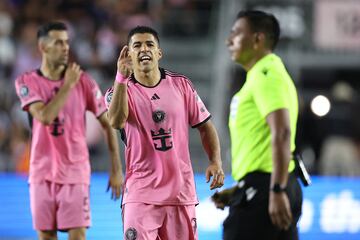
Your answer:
[37,22,67,40]
[236,10,280,50]
[127,26,160,45]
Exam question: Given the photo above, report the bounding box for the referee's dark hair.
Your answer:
[37,22,67,40]
[237,10,280,50]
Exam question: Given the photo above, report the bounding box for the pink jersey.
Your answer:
[105,68,211,205]
[15,69,106,185]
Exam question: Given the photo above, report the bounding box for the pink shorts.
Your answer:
[122,203,198,240]
[29,181,91,231]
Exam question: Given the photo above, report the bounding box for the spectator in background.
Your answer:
[0,111,11,171]
[14,22,123,240]
[11,21,41,80]
[1,0,217,174]
[319,82,360,176]
[0,9,15,79]
[319,136,360,176]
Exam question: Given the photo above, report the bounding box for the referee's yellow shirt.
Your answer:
[229,53,298,181]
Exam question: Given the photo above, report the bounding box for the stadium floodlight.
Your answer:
[310,95,331,117]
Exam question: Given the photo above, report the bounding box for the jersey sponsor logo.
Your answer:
[50,117,65,136]
[151,128,173,151]
[20,86,29,97]
[125,227,137,240]
[152,110,165,123]
[150,93,160,100]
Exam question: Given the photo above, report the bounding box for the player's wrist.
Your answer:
[115,72,128,84]
[62,81,74,91]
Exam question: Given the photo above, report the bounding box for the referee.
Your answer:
[212,10,303,240]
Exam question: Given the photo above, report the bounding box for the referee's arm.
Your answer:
[266,108,293,230]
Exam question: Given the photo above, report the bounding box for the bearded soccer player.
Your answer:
[105,26,225,240]
[14,22,123,240]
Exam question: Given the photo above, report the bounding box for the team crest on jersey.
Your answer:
[125,227,137,240]
[20,86,29,97]
[152,110,165,123]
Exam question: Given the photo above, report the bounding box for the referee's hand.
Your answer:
[211,186,237,210]
[269,192,293,230]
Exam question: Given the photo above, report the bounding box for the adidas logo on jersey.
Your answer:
[151,93,160,100]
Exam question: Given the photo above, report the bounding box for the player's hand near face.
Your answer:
[206,162,225,190]
[117,45,133,78]
[64,62,82,89]
[107,169,124,200]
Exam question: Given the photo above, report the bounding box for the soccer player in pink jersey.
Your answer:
[14,22,123,240]
[105,26,225,240]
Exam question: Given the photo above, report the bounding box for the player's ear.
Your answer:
[157,48,163,60]
[38,39,47,53]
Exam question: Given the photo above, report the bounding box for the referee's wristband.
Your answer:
[115,72,128,84]
[270,183,287,193]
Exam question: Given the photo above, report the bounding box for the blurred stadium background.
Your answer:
[0,0,359,239]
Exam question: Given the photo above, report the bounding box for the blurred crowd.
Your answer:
[0,0,215,172]
[1,0,359,177]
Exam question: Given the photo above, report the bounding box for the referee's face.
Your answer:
[226,18,256,66]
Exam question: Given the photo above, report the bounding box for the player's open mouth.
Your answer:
[139,55,151,62]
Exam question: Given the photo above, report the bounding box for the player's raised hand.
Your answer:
[117,45,132,77]
[107,169,124,200]
[64,62,82,89]
[206,162,225,190]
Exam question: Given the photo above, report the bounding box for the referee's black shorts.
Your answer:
[223,171,302,240]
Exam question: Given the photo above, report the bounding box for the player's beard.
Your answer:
[139,59,156,73]
[57,56,68,68]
